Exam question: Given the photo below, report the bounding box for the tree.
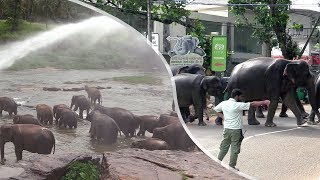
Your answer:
[4,0,22,31]
[229,0,299,60]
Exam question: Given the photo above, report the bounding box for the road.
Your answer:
[186,103,320,180]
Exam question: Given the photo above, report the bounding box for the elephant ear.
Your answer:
[0,125,13,140]
[200,77,208,90]
[283,61,310,85]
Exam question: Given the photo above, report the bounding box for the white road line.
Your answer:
[243,127,301,141]
[210,127,301,152]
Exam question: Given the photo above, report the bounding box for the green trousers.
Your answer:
[218,129,243,167]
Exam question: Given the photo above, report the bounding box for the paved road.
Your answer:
[186,103,320,180]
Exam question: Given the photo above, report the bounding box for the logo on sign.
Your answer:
[214,44,225,50]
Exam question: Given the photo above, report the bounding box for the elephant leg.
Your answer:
[15,147,23,161]
[279,103,289,117]
[308,110,317,124]
[283,91,306,126]
[256,106,265,118]
[295,95,308,118]
[79,110,84,119]
[265,99,279,127]
[215,116,223,125]
[179,107,188,122]
[194,103,206,126]
[248,107,260,125]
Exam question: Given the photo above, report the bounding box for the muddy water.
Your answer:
[0,68,173,162]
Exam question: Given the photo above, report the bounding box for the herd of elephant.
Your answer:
[173,57,320,127]
[0,84,195,164]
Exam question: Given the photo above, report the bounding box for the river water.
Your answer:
[0,68,173,161]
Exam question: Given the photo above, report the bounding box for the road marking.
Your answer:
[209,127,301,152]
[243,127,301,141]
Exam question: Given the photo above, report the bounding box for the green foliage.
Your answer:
[0,20,50,42]
[229,0,300,59]
[61,161,100,180]
[187,19,211,69]
[292,23,303,30]
[82,0,191,28]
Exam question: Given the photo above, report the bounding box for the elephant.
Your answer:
[169,111,178,117]
[135,115,159,136]
[93,104,138,138]
[84,85,102,105]
[131,138,171,150]
[170,64,205,76]
[174,73,223,126]
[308,75,320,123]
[168,35,205,57]
[0,124,55,164]
[70,95,91,119]
[0,97,17,116]
[152,122,195,151]
[53,104,70,121]
[36,104,53,125]
[13,114,42,126]
[222,57,320,127]
[156,114,179,128]
[86,110,119,144]
[58,109,78,129]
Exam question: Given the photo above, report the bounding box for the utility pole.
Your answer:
[147,0,152,42]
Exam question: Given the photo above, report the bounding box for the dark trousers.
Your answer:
[218,129,243,167]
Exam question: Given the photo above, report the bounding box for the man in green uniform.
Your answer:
[213,88,270,170]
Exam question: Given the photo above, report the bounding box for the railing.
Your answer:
[287,28,317,39]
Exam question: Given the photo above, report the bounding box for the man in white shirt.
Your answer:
[213,88,270,170]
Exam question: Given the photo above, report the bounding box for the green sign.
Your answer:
[211,36,227,71]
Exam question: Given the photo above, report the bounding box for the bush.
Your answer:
[61,161,100,180]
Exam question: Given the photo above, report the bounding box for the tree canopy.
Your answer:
[229,0,299,59]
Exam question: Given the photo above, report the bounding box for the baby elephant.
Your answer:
[135,115,158,136]
[131,138,171,151]
[153,122,195,151]
[58,109,78,129]
[36,104,53,125]
[53,104,70,121]
[0,124,55,164]
[0,97,18,116]
[84,85,102,105]
[86,111,119,144]
[13,114,42,126]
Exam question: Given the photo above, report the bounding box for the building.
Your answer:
[153,0,320,74]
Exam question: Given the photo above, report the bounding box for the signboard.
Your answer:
[146,33,160,51]
[170,53,203,66]
[211,36,227,71]
[167,35,206,66]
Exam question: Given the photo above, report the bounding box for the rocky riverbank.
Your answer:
[0,148,246,180]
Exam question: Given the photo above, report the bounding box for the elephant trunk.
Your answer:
[306,79,320,119]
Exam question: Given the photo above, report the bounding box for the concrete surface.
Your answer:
[187,103,320,180]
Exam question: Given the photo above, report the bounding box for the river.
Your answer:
[0,68,173,162]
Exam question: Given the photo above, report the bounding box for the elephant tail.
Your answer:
[52,133,55,154]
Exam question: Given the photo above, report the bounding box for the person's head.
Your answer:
[231,88,243,102]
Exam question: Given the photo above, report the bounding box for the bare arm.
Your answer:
[216,112,224,120]
[250,100,270,108]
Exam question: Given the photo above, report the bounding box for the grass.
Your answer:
[112,75,162,85]
[0,20,54,42]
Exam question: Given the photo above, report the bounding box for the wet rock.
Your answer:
[123,87,130,89]
[106,86,112,89]
[7,149,246,180]
[96,86,106,89]
[62,87,84,91]
[43,87,61,91]
[0,166,24,178]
